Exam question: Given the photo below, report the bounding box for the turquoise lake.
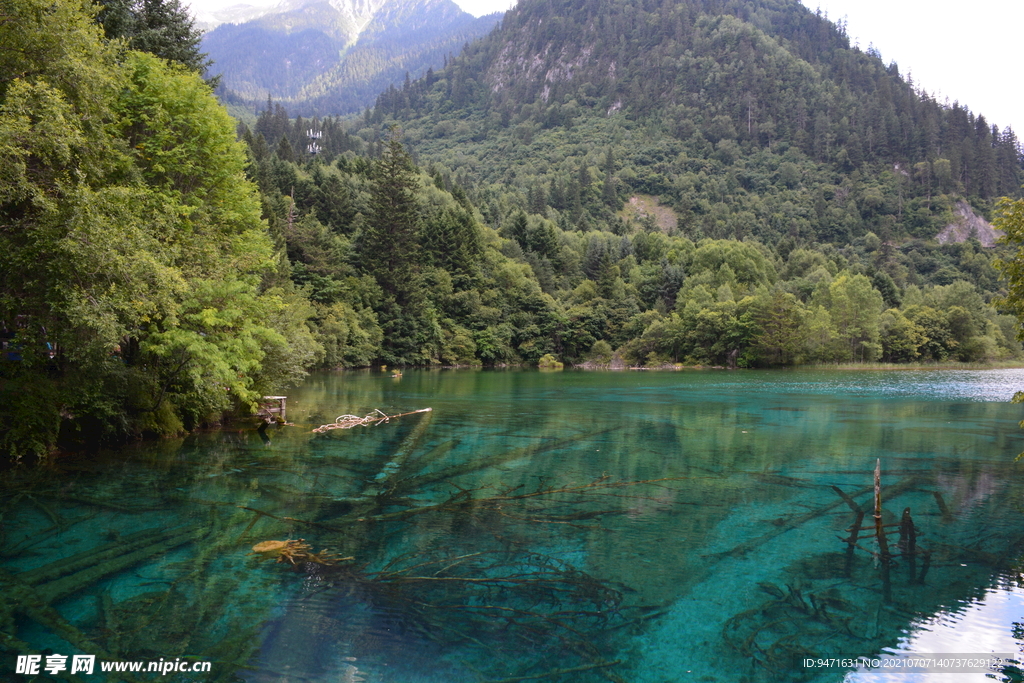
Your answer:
[4,368,1024,682]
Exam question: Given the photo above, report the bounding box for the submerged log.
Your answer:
[393,427,622,493]
[23,526,173,586]
[898,507,918,583]
[356,406,433,499]
[933,491,954,523]
[0,568,144,681]
[36,526,205,603]
[711,484,873,560]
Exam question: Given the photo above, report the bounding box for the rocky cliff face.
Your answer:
[936,201,1004,247]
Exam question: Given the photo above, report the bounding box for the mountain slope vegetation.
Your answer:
[238,0,1023,372]
[368,0,1020,243]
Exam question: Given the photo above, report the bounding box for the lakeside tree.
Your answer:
[996,198,1024,397]
[996,198,1024,327]
[0,0,315,459]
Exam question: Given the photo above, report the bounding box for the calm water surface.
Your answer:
[4,368,1024,682]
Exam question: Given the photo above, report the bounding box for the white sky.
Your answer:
[805,0,1024,136]
[187,0,1023,134]
[185,0,514,19]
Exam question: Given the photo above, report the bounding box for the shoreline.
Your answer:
[570,360,1024,372]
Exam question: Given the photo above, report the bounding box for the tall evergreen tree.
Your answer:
[363,129,421,304]
[98,0,213,78]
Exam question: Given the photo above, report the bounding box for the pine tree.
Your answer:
[506,211,529,248]
[98,0,213,79]
[276,136,296,163]
[528,182,547,215]
[602,148,618,207]
[363,129,421,303]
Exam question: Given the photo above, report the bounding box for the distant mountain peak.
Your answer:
[193,3,278,31]
[202,0,502,115]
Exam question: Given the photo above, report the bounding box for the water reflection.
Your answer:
[2,368,1024,682]
[845,583,1024,682]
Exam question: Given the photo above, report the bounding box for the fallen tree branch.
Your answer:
[312,407,432,433]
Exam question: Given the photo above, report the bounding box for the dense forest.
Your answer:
[243,0,1024,375]
[245,113,1022,373]
[2,0,1024,459]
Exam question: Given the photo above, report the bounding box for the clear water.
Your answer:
[4,368,1024,682]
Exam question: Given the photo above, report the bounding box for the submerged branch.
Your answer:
[368,475,692,524]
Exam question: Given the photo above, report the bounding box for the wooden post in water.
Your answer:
[261,396,287,422]
[874,459,892,603]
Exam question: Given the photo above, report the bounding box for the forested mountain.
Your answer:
[202,0,501,116]
[237,0,1024,373]
[368,0,1022,241]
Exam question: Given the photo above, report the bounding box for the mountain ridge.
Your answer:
[202,0,502,115]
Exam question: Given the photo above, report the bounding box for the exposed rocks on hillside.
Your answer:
[621,195,678,232]
[936,201,1004,247]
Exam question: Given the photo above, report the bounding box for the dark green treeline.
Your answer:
[244,109,1022,373]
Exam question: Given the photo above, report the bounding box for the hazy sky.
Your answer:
[187,0,1023,133]
[805,0,1024,136]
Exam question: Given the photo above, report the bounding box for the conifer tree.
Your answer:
[602,149,618,207]
[363,129,421,304]
[506,211,529,248]
[98,0,213,78]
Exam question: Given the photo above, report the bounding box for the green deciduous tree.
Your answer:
[814,272,883,361]
[0,0,314,459]
[995,197,1024,337]
[879,308,925,362]
[751,289,805,365]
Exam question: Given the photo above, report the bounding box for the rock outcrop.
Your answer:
[936,201,1003,247]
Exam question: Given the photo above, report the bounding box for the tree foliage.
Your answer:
[0,0,316,459]
[243,106,1019,375]
[995,199,1024,331]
